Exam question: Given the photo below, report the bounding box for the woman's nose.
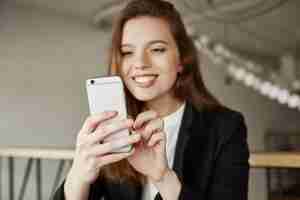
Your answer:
[133,51,151,70]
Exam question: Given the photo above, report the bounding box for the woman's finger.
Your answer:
[147,131,165,147]
[134,110,158,130]
[79,111,118,135]
[142,118,164,140]
[95,148,135,167]
[88,134,141,156]
[85,119,133,146]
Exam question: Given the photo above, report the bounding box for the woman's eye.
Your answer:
[152,48,166,53]
[121,51,132,57]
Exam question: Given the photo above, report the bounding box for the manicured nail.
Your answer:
[132,134,141,140]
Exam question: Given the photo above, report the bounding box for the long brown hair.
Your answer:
[100,0,223,185]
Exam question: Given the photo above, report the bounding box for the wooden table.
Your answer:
[0,146,74,200]
[3,149,300,168]
[250,151,300,200]
[0,146,74,160]
[250,151,300,168]
[1,147,300,200]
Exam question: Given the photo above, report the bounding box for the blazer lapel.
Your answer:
[172,102,197,180]
[153,103,197,200]
[136,103,203,200]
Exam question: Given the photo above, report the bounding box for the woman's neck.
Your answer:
[145,95,184,118]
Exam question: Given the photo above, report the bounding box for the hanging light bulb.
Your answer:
[192,36,300,112]
[268,85,281,100]
[259,81,272,96]
[277,89,290,104]
[194,40,203,50]
[213,56,224,65]
[214,44,224,54]
[214,44,231,58]
[244,73,256,87]
[234,67,247,82]
[287,95,300,108]
[199,35,210,46]
[228,63,237,75]
[252,77,262,91]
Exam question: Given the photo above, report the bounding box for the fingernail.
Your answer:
[127,119,134,125]
[132,133,141,140]
[105,110,117,115]
[133,133,141,137]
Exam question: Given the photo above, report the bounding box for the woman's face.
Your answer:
[120,16,181,103]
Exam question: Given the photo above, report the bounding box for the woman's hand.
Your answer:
[127,110,169,182]
[64,111,141,199]
[128,110,182,200]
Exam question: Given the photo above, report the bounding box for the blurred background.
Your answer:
[0,0,300,199]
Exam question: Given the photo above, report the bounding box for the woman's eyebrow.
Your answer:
[121,40,169,48]
[148,40,169,46]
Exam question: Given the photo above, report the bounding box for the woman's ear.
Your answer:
[177,64,183,73]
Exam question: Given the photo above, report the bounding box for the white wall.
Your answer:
[0,2,109,199]
[0,1,110,147]
[1,1,300,199]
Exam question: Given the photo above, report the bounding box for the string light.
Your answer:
[195,35,300,111]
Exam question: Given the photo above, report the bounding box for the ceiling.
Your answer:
[10,0,300,60]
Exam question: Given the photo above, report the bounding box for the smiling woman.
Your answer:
[120,17,181,105]
[53,0,249,200]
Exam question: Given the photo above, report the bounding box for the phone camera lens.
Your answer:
[90,80,95,84]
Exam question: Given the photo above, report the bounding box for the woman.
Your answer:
[53,0,249,199]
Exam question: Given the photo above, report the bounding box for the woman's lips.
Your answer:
[132,75,158,88]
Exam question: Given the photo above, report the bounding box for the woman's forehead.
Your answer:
[121,16,175,46]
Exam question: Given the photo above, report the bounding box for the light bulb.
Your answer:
[212,55,224,65]
[277,89,290,104]
[259,81,272,96]
[199,35,210,45]
[234,68,246,82]
[287,95,300,108]
[227,64,237,76]
[252,77,262,91]
[268,85,280,100]
[214,44,225,55]
[244,73,256,87]
[194,40,203,50]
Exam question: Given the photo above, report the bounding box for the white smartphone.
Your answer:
[85,76,132,153]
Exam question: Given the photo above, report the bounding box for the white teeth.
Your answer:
[133,75,157,83]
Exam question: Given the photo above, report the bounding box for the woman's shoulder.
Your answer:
[207,106,244,124]
[191,103,245,125]
[189,103,246,139]
[188,104,247,154]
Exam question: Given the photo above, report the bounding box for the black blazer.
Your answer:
[53,102,249,200]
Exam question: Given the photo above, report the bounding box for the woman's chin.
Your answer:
[131,92,156,102]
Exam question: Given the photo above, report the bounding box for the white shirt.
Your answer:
[142,102,186,200]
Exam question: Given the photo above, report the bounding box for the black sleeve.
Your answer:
[178,113,250,200]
